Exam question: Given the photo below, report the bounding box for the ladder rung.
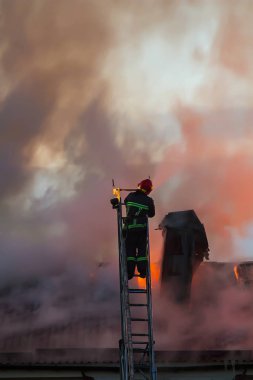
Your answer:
[133,348,148,353]
[128,288,147,294]
[129,303,147,307]
[132,341,149,344]
[132,333,149,337]
[133,274,147,278]
[134,362,150,368]
[131,318,148,322]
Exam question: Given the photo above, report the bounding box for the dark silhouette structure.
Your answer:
[160,210,209,302]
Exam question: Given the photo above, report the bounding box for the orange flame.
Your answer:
[234,265,239,281]
[137,262,160,288]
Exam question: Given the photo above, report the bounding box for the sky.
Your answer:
[0,0,253,346]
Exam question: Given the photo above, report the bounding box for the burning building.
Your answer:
[234,262,253,287]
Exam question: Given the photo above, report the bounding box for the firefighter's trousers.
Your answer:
[125,229,148,280]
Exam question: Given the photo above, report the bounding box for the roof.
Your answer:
[0,348,253,366]
[159,210,203,229]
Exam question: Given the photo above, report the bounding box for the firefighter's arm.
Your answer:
[148,198,155,218]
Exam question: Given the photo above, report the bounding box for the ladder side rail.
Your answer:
[145,218,157,380]
[117,201,128,380]
[118,200,135,379]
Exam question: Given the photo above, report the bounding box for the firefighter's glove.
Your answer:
[110,197,119,209]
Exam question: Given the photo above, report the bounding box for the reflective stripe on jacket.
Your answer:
[124,190,155,230]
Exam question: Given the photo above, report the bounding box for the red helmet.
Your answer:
[138,179,153,194]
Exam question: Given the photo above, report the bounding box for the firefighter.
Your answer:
[124,179,155,280]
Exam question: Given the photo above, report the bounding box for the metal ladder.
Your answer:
[112,186,157,380]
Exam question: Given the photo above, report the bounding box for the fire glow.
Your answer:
[137,262,160,288]
[234,265,239,281]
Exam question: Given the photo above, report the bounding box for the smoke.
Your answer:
[155,263,253,350]
[154,107,253,261]
[0,0,157,345]
[212,0,253,78]
[0,0,253,351]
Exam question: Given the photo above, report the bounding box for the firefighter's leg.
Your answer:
[136,230,148,278]
[125,231,137,280]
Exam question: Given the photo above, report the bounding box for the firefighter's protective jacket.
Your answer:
[124,190,155,230]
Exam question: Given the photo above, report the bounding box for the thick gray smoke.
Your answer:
[0,0,156,346]
[155,262,253,351]
[0,0,253,352]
